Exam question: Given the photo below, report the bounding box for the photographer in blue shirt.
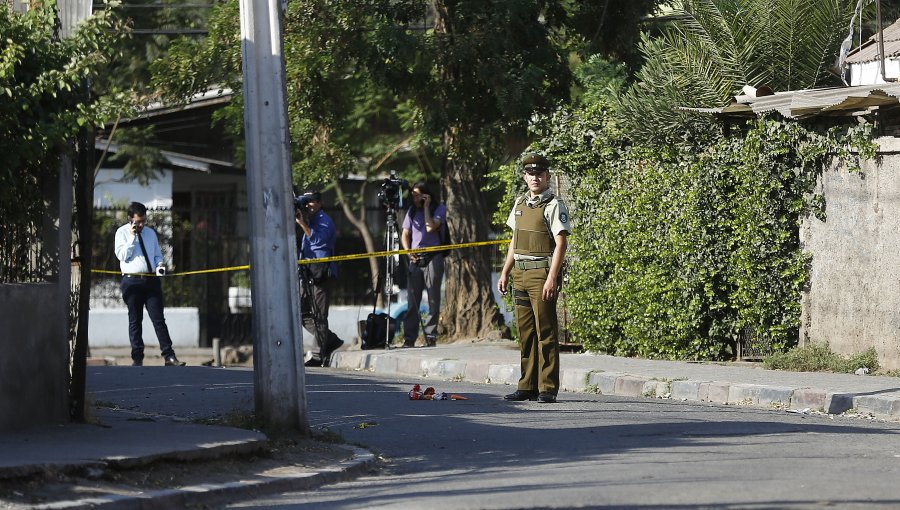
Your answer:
[295,190,344,367]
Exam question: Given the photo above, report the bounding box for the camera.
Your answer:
[294,191,321,209]
[377,170,409,210]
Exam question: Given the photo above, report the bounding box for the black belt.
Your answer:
[123,274,152,279]
[514,259,550,270]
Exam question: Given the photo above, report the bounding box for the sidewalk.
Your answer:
[5,341,900,508]
[330,340,900,419]
[0,365,373,510]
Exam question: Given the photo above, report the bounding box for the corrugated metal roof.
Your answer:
[680,83,900,119]
[846,19,900,64]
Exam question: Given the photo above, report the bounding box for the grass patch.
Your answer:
[763,344,879,374]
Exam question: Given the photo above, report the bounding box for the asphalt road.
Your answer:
[216,369,900,510]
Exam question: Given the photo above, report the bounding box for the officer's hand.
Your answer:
[497,273,508,295]
[295,211,307,228]
[542,277,557,301]
[408,253,418,264]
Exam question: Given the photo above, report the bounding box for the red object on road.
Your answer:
[408,384,467,401]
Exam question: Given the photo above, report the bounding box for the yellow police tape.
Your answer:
[90,238,510,277]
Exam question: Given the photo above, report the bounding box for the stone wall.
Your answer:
[801,137,900,369]
[0,159,72,430]
[0,284,70,430]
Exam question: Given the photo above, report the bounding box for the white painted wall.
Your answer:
[93,168,173,208]
[849,59,900,86]
[88,307,200,348]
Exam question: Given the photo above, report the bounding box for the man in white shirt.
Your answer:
[114,202,184,367]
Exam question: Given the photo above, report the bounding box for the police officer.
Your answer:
[497,153,571,403]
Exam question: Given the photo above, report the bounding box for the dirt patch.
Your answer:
[0,434,354,509]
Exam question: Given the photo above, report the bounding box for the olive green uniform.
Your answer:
[506,189,571,395]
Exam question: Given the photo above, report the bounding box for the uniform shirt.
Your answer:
[301,209,338,276]
[115,223,164,274]
[403,203,447,249]
[506,188,571,261]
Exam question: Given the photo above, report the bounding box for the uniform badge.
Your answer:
[560,212,568,223]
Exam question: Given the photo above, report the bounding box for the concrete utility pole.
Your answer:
[238,0,309,433]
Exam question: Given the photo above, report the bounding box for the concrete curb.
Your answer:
[330,350,900,421]
[0,428,267,481]
[34,445,376,510]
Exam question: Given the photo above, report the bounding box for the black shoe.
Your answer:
[401,340,416,348]
[425,335,437,347]
[164,356,186,366]
[538,392,557,403]
[504,390,538,401]
[131,360,143,367]
[304,357,323,367]
[321,338,344,367]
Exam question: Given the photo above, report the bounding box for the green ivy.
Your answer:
[529,101,875,360]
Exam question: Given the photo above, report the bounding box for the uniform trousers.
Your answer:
[120,275,176,363]
[511,265,560,395]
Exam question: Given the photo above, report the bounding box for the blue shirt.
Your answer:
[301,209,337,276]
[115,223,164,274]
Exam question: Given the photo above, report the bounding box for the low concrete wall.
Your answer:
[89,307,201,348]
[801,137,900,369]
[88,306,368,351]
[0,284,69,430]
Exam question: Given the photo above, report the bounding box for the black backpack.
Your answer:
[361,312,395,350]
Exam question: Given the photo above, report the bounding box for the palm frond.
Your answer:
[615,0,855,141]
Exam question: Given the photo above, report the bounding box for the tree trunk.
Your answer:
[71,127,95,422]
[440,153,507,339]
[431,0,507,340]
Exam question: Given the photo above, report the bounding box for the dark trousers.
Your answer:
[121,276,175,363]
[511,266,560,395]
[404,253,444,343]
[300,278,342,355]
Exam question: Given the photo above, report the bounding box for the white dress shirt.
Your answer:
[114,223,164,274]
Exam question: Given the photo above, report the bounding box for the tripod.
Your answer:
[382,205,400,349]
[298,261,326,361]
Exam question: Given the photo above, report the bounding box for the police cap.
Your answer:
[521,152,550,174]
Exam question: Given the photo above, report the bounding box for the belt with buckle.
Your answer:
[123,274,150,279]
[514,259,550,270]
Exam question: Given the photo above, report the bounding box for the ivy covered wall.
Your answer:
[524,102,875,360]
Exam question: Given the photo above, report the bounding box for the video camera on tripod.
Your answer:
[359,170,410,351]
[377,171,409,210]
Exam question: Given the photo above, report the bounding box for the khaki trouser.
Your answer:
[511,265,560,394]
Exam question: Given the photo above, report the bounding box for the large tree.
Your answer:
[152,0,662,339]
[154,0,428,306]
[416,1,571,337]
